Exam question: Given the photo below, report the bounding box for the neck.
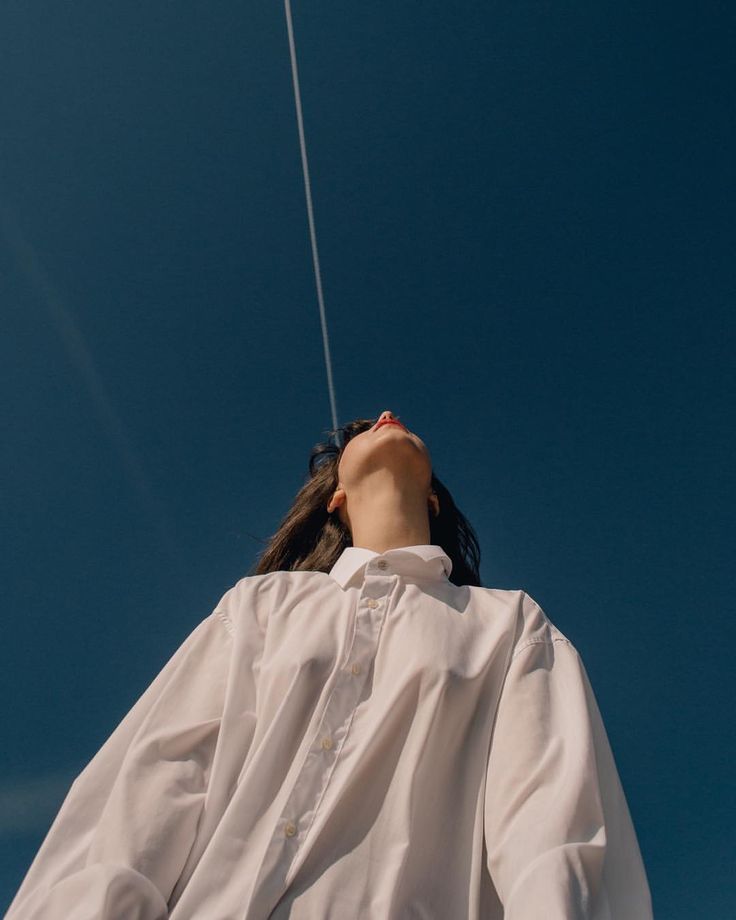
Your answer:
[345,477,431,554]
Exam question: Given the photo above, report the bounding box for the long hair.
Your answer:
[249,417,482,587]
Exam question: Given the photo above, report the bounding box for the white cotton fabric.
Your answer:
[6,544,653,919]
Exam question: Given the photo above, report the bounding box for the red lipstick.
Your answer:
[375,418,408,432]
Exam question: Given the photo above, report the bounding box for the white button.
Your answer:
[284,821,297,837]
[376,560,388,570]
[351,662,362,675]
[320,736,333,750]
[366,598,379,609]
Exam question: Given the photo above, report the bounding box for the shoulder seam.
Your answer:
[215,608,235,637]
[511,635,573,662]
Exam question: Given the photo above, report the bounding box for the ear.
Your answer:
[429,492,440,518]
[327,488,346,515]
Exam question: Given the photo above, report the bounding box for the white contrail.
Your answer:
[283,0,341,442]
[0,770,76,835]
[1,203,176,556]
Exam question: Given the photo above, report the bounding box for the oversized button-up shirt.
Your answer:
[6,544,653,919]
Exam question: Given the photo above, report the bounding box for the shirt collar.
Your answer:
[328,544,453,589]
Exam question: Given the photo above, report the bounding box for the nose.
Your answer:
[378,410,395,422]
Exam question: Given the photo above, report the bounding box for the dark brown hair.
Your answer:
[249,417,482,587]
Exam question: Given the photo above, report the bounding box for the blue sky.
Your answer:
[1,2,733,916]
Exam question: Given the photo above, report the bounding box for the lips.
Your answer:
[376,419,407,432]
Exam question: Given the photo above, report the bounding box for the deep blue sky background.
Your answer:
[1,2,733,916]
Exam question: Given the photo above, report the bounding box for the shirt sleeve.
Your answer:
[483,598,653,919]
[5,592,236,920]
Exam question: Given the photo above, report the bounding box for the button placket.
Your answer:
[257,572,393,908]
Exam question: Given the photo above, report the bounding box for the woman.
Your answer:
[7,410,653,919]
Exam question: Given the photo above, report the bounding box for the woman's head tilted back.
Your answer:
[251,412,482,587]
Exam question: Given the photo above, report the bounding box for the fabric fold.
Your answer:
[5,602,234,919]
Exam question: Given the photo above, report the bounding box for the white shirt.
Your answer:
[7,545,653,919]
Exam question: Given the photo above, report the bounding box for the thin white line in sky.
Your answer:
[1,203,175,555]
[284,0,341,441]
